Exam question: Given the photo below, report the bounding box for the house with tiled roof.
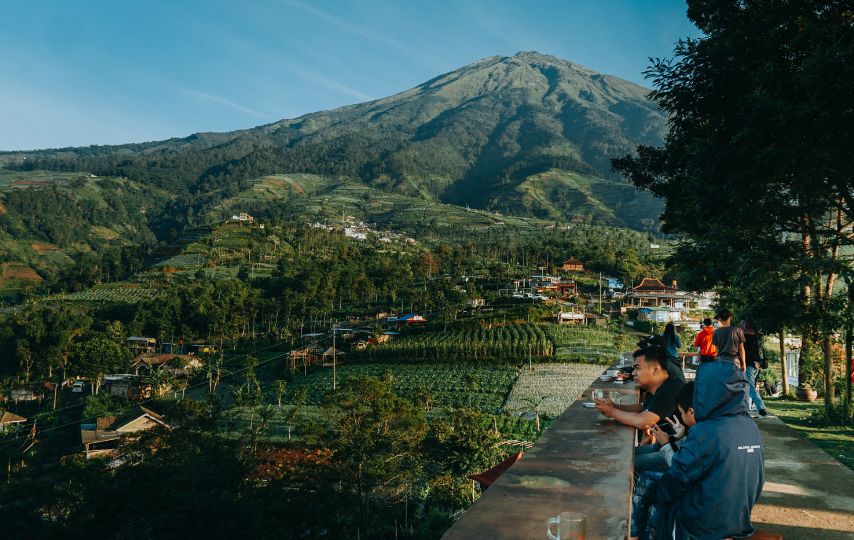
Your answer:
[561,257,584,272]
[0,411,27,432]
[81,405,169,459]
[623,277,712,313]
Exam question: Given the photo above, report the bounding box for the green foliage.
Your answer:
[82,393,130,419]
[612,0,853,410]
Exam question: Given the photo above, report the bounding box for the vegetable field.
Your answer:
[503,363,604,417]
[282,363,519,413]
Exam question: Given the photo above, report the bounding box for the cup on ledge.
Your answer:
[608,390,622,404]
[546,511,586,540]
[591,389,605,401]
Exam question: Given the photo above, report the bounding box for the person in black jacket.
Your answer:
[652,360,764,539]
[739,320,768,417]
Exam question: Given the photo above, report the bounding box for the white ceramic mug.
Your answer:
[546,511,586,540]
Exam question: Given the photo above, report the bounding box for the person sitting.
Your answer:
[631,382,696,540]
[641,333,686,384]
[652,360,764,539]
[595,345,685,472]
[693,318,717,364]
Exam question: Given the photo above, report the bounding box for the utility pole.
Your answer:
[599,272,603,315]
[332,322,337,391]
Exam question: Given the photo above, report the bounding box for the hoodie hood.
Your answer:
[694,360,749,421]
[700,326,715,336]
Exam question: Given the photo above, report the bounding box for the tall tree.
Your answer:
[612,0,853,411]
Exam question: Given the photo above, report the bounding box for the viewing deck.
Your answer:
[444,368,638,539]
[445,358,854,540]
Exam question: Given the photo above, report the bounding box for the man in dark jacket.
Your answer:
[652,360,764,539]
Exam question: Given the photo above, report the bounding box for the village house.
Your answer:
[126,336,157,355]
[555,304,586,325]
[0,411,27,433]
[637,306,683,323]
[81,406,170,459]
[189,343,218,355]
[398,313,428,325]
[622,277,712,313]
[131,353,202,378]
[231,212,255,223]
[561,257,585,272]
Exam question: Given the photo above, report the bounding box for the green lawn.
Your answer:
[764,398,854,471]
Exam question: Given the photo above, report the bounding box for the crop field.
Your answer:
[51,286,163,304]
[154,253,206,268]
[503,363,604,417]
[281,363,519,413]
[371,322,553,361]
[543,324,633,360]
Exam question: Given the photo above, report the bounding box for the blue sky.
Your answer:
[0,0,701,151]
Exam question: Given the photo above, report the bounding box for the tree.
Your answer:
[275,379,287,408]
[321,375,428,530]
[69,338,132,394]
[612,0,853,413]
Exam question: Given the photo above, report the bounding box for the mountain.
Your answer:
[2,52,666,227]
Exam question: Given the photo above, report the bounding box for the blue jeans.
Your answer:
[631,471,664,538]
[746,365,765,411]
[635,444,668,474]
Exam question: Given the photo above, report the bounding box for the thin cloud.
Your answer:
[284,0,415,56]
[179,88,270,119]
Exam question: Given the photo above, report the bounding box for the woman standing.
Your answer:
[662,323,682,368]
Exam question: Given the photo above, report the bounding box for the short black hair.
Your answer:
[676,382,694,412]
[633,345,667,369]
[715,308,733,321]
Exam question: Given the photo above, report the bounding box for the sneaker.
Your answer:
[758,409,768,417]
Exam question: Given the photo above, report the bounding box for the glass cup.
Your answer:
[547,511,586,540]
[591,389,605,401]
[608,390,622,404]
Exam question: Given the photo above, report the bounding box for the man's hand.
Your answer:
[594,398,616,418]
[648,423,670,444]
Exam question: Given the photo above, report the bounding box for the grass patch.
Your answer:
[764,398,854,471]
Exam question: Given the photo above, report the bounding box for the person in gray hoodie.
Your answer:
[652,360,764,539]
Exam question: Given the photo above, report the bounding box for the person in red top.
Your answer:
[694,318,717,363]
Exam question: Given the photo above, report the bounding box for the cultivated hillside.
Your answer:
[3,52,666,228]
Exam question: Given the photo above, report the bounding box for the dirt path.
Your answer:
[752,417,854,539]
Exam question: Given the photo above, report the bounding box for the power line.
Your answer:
[0,341,293,449]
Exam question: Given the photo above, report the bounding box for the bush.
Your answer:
[83,394,130,419]
[806,398,854,426]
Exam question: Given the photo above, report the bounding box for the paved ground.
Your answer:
[752,416,854,539]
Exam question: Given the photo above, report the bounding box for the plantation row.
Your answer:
[371,322,554,360]
[50,287,164,304]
